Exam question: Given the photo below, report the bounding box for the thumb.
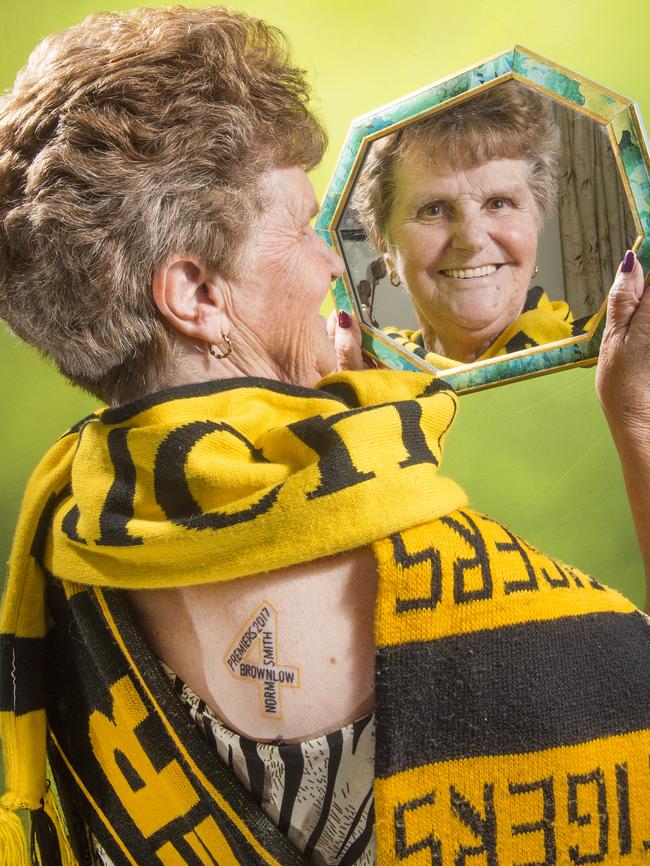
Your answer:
[326,308,337,339]
[335,310,364,371]
[604,250,645,338]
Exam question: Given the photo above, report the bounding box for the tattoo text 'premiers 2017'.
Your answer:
[224,601,300,718]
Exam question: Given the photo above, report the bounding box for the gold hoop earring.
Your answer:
[208,335,233,360]
[533,265,540,276]
[390,270,401,287]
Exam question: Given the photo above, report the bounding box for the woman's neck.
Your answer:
[161,331,325,392]
[420,302,527,365]
[421,324,497,364]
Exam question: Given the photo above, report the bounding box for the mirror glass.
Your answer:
[336,81,636,372]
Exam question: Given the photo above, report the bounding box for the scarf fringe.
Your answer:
[0,803,29,866]
[29,788,78,866]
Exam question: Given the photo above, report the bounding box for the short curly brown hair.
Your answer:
[0,6,326,405]
[353,80,561,247]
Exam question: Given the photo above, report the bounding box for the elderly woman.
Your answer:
[2,8,650,866]
[354,82,596,368]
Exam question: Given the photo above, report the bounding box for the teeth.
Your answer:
[441,265,499,278]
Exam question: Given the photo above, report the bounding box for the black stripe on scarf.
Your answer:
[0,634,46,714]
[382,329,431,362]
[31,484,73,562]
[96,428,143,547]
[57,412,100,441]
[375,610,650,777]
[102,377,349,425]
[318,380,362,407]
[522,285,545,312]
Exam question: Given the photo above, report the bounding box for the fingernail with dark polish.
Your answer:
[621,250,635,273]
[338,310,352,328]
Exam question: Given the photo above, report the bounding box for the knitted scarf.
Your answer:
[2,369,650,866]
[384,286,599,370]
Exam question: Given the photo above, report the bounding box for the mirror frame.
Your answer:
[316,45,650,393]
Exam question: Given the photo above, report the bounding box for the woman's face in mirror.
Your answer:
[383,151,540,359]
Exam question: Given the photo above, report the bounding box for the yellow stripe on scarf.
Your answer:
[41,373,464,587]
[373,510,636,646]
[375,729,650,865]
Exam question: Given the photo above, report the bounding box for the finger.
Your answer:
[604,250,644,339]
[326,309,337,339]
[335,310,364,371]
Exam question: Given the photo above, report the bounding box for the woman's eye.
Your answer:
[489,198,511,210]
[419,202,444,218]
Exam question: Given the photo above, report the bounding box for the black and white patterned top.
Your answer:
[95,667,375,866]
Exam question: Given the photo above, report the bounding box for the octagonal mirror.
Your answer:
[316,46,650,392]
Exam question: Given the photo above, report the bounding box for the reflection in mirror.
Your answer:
[337,81,636,370]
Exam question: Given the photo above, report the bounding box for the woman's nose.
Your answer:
[331,251,345,280]
[322,236,345,279]
[450,212,489,253]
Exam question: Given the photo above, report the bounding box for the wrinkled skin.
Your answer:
[152,165,363,388]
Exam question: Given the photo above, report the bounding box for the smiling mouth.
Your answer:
[440,265,501,279]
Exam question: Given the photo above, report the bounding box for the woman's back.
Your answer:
[128,548,378,744]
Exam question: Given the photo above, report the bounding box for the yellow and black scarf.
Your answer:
[384,286,599,370]
[2,370,650,866]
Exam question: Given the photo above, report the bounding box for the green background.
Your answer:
[0,0,647,606]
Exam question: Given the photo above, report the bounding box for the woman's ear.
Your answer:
[375,231,388,255]
[151,255,229,343]
[382,249,396,276]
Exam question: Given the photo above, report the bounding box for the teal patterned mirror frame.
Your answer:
[316,46,650,393]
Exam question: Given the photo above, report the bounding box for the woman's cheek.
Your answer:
[502,215,539,258]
